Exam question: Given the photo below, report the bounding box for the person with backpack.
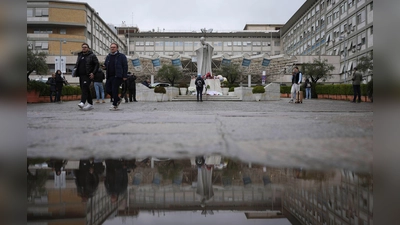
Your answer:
[195,74,205,102]
[127,72,137,102]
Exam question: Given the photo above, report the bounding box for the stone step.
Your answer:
[172,95,241,101]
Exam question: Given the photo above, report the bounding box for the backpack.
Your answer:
[196,79,203,88]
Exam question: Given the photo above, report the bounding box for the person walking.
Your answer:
[195,74,205,102]
[46,73,57,103]
[351,67,363,103]
[74,43,99,110]
[93,68,106,103]
[102,43,128,110]
[55,70,65,103]
[305,78,312,99]
[289,66,302,103]
[127,72,137,102]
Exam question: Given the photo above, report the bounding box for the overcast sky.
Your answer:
[76,0,306,32]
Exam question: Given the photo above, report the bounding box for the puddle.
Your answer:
[27,156,373,225]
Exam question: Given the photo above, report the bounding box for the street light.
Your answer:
[59,39,66,72]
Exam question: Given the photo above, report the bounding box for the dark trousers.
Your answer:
[106,76,123,106]
[196,87,203,101]
[80,78,93,105]
[352,85,361,102]
[50,91,56,102]
[56,85,63,102]
[128,88,136,101]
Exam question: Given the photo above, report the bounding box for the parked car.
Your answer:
[149,83,171,89]
[35,77,49,83]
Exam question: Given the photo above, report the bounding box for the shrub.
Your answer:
[27,80,47,94]
[154,86,166,94]
[252,86,265,94]
[228,87,235,92]
[280,86,291,94]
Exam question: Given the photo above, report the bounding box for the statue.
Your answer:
[195,37,214,76]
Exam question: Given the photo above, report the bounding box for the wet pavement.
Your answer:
[27,98,373,172]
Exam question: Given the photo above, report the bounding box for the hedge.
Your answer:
[282,84,368,96]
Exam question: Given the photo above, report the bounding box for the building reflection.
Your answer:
[27,157,373,225]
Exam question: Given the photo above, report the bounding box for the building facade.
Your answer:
[27,0,126,74]
[281,0,373,83]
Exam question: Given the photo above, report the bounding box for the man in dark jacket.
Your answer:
[102,43,128,110]
[195,74,205,102]
[351,67,363,103]
[46,73,57,102]
[127,72,137,102]
[74,43,99,110]
[55,70,65,103]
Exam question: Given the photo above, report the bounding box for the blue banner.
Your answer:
[221,58,231,66]
[242,58,251,67]
[262,58,271,67]
[152,58,161,67]
[131,59,141,67]
[171,58,181,67]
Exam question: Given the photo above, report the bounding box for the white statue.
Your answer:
[195,37,214,76]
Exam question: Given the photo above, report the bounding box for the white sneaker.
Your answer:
[83,104,93,111]
[78,102,85,109]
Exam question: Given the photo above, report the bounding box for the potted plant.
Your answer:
[252,85,265,101]
[221,81,229,95]
[228,86,235,96]
[154,86,166,102]
[179,82,188,95]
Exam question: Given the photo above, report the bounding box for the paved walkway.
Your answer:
[27,98,373,172]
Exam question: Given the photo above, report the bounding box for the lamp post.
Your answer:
[59,39,66,72]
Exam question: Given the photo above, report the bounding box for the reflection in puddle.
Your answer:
[27,156,373,225]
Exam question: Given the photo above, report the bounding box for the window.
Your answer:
[274,51,281,55]
[370,2,373,11]
[60,29,66,34]
[274,41,280,46]
[340,3,347,14]
[27,8,33,17]
[357,11,366,24]
[370,26,373,35]
[348,0,354,8]
[87,16,91,24]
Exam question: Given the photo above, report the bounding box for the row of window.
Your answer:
[134,41,278,47]
[131,51,279,56]
[27,8,49,17]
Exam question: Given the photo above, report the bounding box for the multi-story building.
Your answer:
[281,0,373,83]
[27,0,126,75]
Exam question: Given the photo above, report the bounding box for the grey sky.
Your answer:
[76,0,306,32]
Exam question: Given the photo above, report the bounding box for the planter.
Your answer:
[221,87,229,95]
[179,88,187,95]
[27,91,40,103]
[38,96,51,103]
[155,93,163,102]
[228,92,235,96]
[254,93,262,101]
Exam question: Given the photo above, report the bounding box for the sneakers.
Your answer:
[78,102,85,109]
[117,99,122,106]
[109,105,118,111]
[102,100,106,103]
[289,99,294,103]
[83,104,94,111]
[95,100,100,103]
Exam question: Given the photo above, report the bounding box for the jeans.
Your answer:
[196,87,203,101]
[106,76,123,106]
[305,88,311,99]
[94,82,105,101]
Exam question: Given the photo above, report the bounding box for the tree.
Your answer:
[156,64,183,87]
[356,53,373,75]
[301,58,335,98]
[27,46,48,82]
[215,63,241,86]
